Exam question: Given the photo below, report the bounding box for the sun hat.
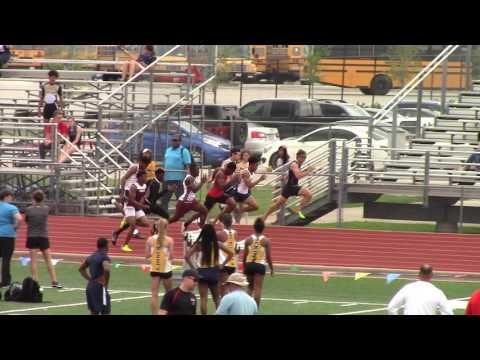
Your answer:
[225,273,249,287]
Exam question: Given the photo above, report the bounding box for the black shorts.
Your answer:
[281,185,301,199]
[86,281,111,315]
[234,192,250,203]
[150,271,173,279]
[198,267,220,286]
[26,237,50,250]
[204,194,229,210]
[43,103,57,120]
[244,262,266,276]
[220,266,236,275]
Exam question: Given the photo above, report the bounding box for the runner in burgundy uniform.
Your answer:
[168,164,208,231]
[184,162,239,229]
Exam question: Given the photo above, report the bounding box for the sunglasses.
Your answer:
[172,138,181,142]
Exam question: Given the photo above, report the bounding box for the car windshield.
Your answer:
[343,104,370,117]
[176,121,202,134]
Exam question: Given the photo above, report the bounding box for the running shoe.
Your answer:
[112,231,118,246]
[121,244,133,252]
[51,281,63,289]
[133,230,145,240]
[298,211,306,220]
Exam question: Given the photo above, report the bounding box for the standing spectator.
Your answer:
[78,237,112,315]
[37,70,63,121]
[0,189,22,287]
[216,273,258,315]
[274,145,290,169]
[25,190,62,288]
[121,45,156,82]
[141,148,157,184]
[159,269,199,315]
[465,289,480,315]
[237,150,251,171]
[161,134,192,213]
[221,148,241,169]
[0,45,11,72]
[387,264,453,315]
[185,224,233,315]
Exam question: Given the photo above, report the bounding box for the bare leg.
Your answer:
[219,271,229,297]
[123,217,136,246]
[198,282,209,315]
[246,273,254,296]
[242,196,259,213]
[262,196,287,222]
[210,283,220,309]
[121,62,129,80]
[212,198,236,224]
[298,188,312,209]
[150,276,160,315]
[163,277,173,292]
[41,249,57,283]
[253,274,265,307]
[30,249,39,282]
[192,202,208,227]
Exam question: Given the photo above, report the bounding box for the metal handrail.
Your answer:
[373,45,460,125]
[98,45,182,106]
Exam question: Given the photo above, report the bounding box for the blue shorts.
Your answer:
[86,281,111,315]
[198,267,220,286]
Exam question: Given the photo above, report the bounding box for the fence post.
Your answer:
[51,123,58,163]
[328,140,336,202]
[239,59,244,107]
[391,107,398,160]
[81,159,86,216]
[416,81,423,138]
[459,185,464,233]
[441,54,448,113]
[423,151,430,208]
[336,142,348,228]
[466,45,473,91]
[54,166,60,215]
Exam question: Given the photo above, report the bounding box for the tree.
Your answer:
[218,45,243,58]
[303,45,330,98]
[387,45,422,87]
[211,55,234,104]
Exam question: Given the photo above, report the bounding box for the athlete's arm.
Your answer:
[242,236,252,265]
[167,237,174,261]
[264,237,274,277]
[78,260,91,281]
[243,170,266,188]
[145,237,153,260]
[291,162,313,180]
[438,291,454,315]
[58,87,64,111]
[216,230,227,243]
[184,243,200,270]
[191,174,208,193]
[218,242,233,268]
[120,166,138,190]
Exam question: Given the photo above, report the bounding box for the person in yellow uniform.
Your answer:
[142,148,157,184]
[145,218,174,315]
[216,214,239,297]
[242,218,274,307]
[185,224,233,315]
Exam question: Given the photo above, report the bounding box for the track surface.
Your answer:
[13,216,480,273]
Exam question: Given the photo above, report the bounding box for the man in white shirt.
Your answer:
[387,264,453,315]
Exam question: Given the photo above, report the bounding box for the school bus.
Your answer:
[220,45,468,95]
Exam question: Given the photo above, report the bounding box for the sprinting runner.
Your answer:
[168,164,208,231]
[242,218,274,307]
[233,156,266,224]
[184,224,233,315]
[113,170,150,252]
[262,149,314,222]
[145,218,174,315]
[216,213,239,297]
[144,167,170,220]
[183,161,239,228]
[79,237,112,315]
[112,158,150,243]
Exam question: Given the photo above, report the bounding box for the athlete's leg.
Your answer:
[123,216,136,246]
[242,195,259,213]
[198,282,209,315]
[211,197,236,224]
[246,273,254,296]
[41,249,58,284]
[162,277,173,292]
[262,195,288,222]
[150,276,160,315]
[298,187,312,209]
[209,282,220,309]
[135,216,150,228]
[168,202,187,224]
[29,249,39,282]
[219,271,229,297]
[252,273,265,307]
[191,201,208,227]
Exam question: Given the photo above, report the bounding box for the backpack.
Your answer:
[20,277,43,303]
[181,146,195,168]
[4,282,23,302]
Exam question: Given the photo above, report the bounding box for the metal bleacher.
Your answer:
[0,45,217,215]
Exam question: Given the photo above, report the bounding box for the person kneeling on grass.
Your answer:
[216,272,257,315]
[242,218,274,308]
[146,218,174,315]
[25,190,62,288]
[79,237,112,315]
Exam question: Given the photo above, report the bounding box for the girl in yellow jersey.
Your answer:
[242,218,274,307]
[185,224,233,315]
[145,218,174,315]
[216,214,240,297]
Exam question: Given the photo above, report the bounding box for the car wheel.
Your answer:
[359,87,372,95]
[370,74,392,96]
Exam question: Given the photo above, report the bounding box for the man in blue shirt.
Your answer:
[216,273,258,315]
[161,134,192,213]
[0,189,22,287]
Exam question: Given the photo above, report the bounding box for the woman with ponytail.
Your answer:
[146,218,174,315]
[185,224,233,315]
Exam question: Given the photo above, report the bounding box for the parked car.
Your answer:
[397,100,445,115]
[261,124,390,171]
[146,103,280,153]
[365,107,435,134]
[238,98,371,140]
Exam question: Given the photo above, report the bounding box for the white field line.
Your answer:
[340,303,358,307]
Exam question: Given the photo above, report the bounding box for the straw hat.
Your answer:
[225,273,249,287]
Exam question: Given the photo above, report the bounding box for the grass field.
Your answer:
[311,221,480,233]
[0,261,476,315]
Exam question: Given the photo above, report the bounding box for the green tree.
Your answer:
[218,45,243,58]
[471,46,480,79]
[387,45,422,87]
[211,55,234,103]
[303,45,330,98]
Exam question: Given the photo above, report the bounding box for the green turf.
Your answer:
[0,261,476,315]
[309,221,480,233]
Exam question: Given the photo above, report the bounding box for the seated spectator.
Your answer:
[458,146,480,185]
[121,45,156,81]
[39,110,69,160]
[58,117,83,163]
[273,145,289,170]
[0,45,11,71]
